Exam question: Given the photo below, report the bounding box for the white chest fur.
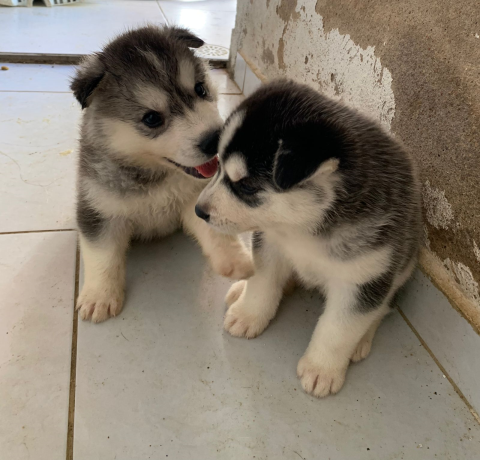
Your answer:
[268,229,391,287]
[82,172,204,237]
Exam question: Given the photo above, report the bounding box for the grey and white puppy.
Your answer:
[71,26,253,323]
[196,80,422,397]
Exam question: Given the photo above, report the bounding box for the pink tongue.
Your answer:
[194,156,219,178]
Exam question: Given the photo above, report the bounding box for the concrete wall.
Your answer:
[230,0,480,319]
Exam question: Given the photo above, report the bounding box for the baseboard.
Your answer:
[0,52,227,68]
[419,248,480,332]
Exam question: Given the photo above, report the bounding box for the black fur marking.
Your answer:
[273,122,345,190]
[355,272,394,313]
[223,176,263,208]
[252,231,264,251]
[168,27,204,48]
[71,71,105,109]
[77,196,106,240]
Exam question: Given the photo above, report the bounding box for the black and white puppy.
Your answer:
[71,26,253,323]
[196,80,422,397]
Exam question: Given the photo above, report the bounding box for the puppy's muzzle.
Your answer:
[198,129,221,157]
[195,204,210,222]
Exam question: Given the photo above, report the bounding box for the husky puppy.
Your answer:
[196,80,422,397]
[71,26,253,323]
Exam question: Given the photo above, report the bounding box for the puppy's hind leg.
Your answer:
[77,202,130,323]
[297,278,392,398]
[351,257,417,362]
[226,275,296,308]
[350,316,383,363]
[182,201,254,280]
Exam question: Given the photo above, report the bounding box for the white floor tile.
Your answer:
[218,93,243,120]
[159,1,235,49]
[209,69,241,94]
[0,92,80,232]
[74,233,480,460]
[0,64,74,92]
[0,231,77,460]
[398,269,480,413]
[0,1,167,55]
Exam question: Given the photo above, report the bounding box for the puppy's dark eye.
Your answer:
[237,180,259,195]
[194,82,207,98]
[142,111,164,128]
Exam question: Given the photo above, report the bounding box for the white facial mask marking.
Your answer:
[224,154,248,182]
[218,110,245,155]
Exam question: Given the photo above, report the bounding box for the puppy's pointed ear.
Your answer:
[70,54,105,109]
[168,27,204,49]
[273,122,343,190]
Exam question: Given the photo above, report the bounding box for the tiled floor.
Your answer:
[0,0,236,55]
[159,0,236,50]
[74,234,480,460]
[0,231,76,460]
[0,91,79,232]
[1,66,480,460]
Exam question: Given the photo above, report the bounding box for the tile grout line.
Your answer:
[66,240,80,460]
[0,228,76,235]
[0,90,72,94]
[397,306,480,425]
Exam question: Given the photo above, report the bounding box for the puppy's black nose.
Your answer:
[198,129,220,156]
[195,204,210,222]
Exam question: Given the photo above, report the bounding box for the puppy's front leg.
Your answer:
[182,202,254,280]
[224,232,292,338]
[77,216,130,323]
[297,281,390,397]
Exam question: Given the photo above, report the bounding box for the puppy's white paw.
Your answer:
[297,353,348,398]
[225,280,246,306]
[210,245,254,280]
[224,298,270,339]
[351,336,373,363]
[76,285,124,323]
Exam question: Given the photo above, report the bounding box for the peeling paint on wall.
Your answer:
[444,259,480,307]
[474,241,480,264]
[422,180,455,230]
[261,44,275,65]
[235,1,396,130]
[276,0,300,23]
[277,36,286,70]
